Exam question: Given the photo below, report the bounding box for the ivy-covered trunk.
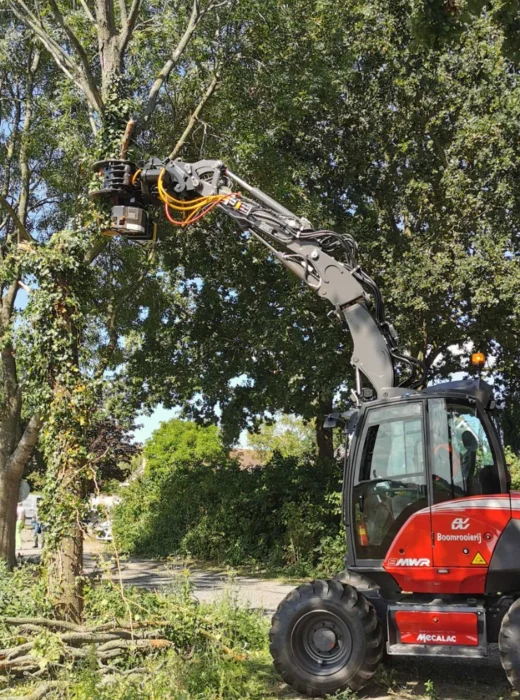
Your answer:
[25,237,96,620]
[44,440,85,622]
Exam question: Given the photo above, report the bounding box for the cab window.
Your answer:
[429,398,500,500]
[353,402,427,560]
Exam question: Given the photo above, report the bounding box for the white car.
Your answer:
[95,520,113,541]
[20,494,42,521]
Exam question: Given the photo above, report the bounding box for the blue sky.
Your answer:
[132,405,180,443]
[132,404,250,447]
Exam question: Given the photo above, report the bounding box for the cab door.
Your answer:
[351,401,431,564]
[429,398,511,568]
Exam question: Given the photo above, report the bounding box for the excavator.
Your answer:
[92,154,520,697]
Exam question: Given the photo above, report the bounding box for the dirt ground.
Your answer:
[361,650,515,700]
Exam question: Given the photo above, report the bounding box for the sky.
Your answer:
[132,404,250,447]
[132,405,180,443]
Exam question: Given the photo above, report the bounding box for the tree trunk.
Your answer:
[0,413,43,567]
[44,406,86,622]
[42,266,88,621]
[0,48,42,568]
[47,520,84,622]
[315,395,335,460]
[0,468,19,569]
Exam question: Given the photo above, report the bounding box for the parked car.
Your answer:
[20,494,42,521]
[94,520,113,541]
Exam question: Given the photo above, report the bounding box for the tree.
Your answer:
[0,24,54,567]
[7,0,241,619]
[144,418,226,475]
[113,417,341,568]
[123,0,520,461]
[247,415,316,463]
[88,419,140,487]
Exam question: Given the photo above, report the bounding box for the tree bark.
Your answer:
[0,469,20,568]
[315,395,335,460]
[46,512,84,622]
[45,302,86,621]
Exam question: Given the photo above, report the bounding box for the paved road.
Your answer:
[84,551,296,615]
[19,530,295,615]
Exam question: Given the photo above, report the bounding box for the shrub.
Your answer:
[0,561,51,619]
[113,420,344,575]
[506,445,520,490]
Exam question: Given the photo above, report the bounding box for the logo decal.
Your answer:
[451,517,470,530]
[417,633,456,643]
[388,558,430,567]
[437,532,482,544]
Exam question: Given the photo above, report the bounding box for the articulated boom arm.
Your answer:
[92,156,424,399]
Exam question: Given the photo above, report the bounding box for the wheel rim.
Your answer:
[290,609,353,676]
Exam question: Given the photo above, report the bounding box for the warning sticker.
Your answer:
[471,552,487,566]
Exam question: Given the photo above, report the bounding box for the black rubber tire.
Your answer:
[269,579,384,697]
[499,597,520,691]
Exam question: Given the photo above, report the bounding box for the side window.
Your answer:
[353,402,427,560]
[358,403,425,482]
[429,399,500,500]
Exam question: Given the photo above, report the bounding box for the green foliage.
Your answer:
[424,678,439,700]
[505,446,520,491]
[125,0,520,446]
[114,419,344,575]
[0,562,51,619]
[247,414,316,463]
[58,649,281,700]
[144,419,227,474]
[1,564,282,699]
[0,561,52,651]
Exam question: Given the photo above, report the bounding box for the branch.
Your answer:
[16,48,40,239]
[0,100,21,201]
[9,683,64,700]
[95,0,117,42]
[8,0,103,113]
[168,72,219,159]
[118,0,142,56]
[3,281,20,324]
[118,0,128,26]
[46,0,104,113]
[138,0,201,129]
[0,193,33,243]
[78,0,97,24]
[0,616,85,632]
[6,413,43,474]
[8,1,77,79]
[18,280,31,293]
[84,236,109,265]
[119,118,135,159]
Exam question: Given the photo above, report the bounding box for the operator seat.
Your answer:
[479,464,501,494]
[459,430,480,494]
